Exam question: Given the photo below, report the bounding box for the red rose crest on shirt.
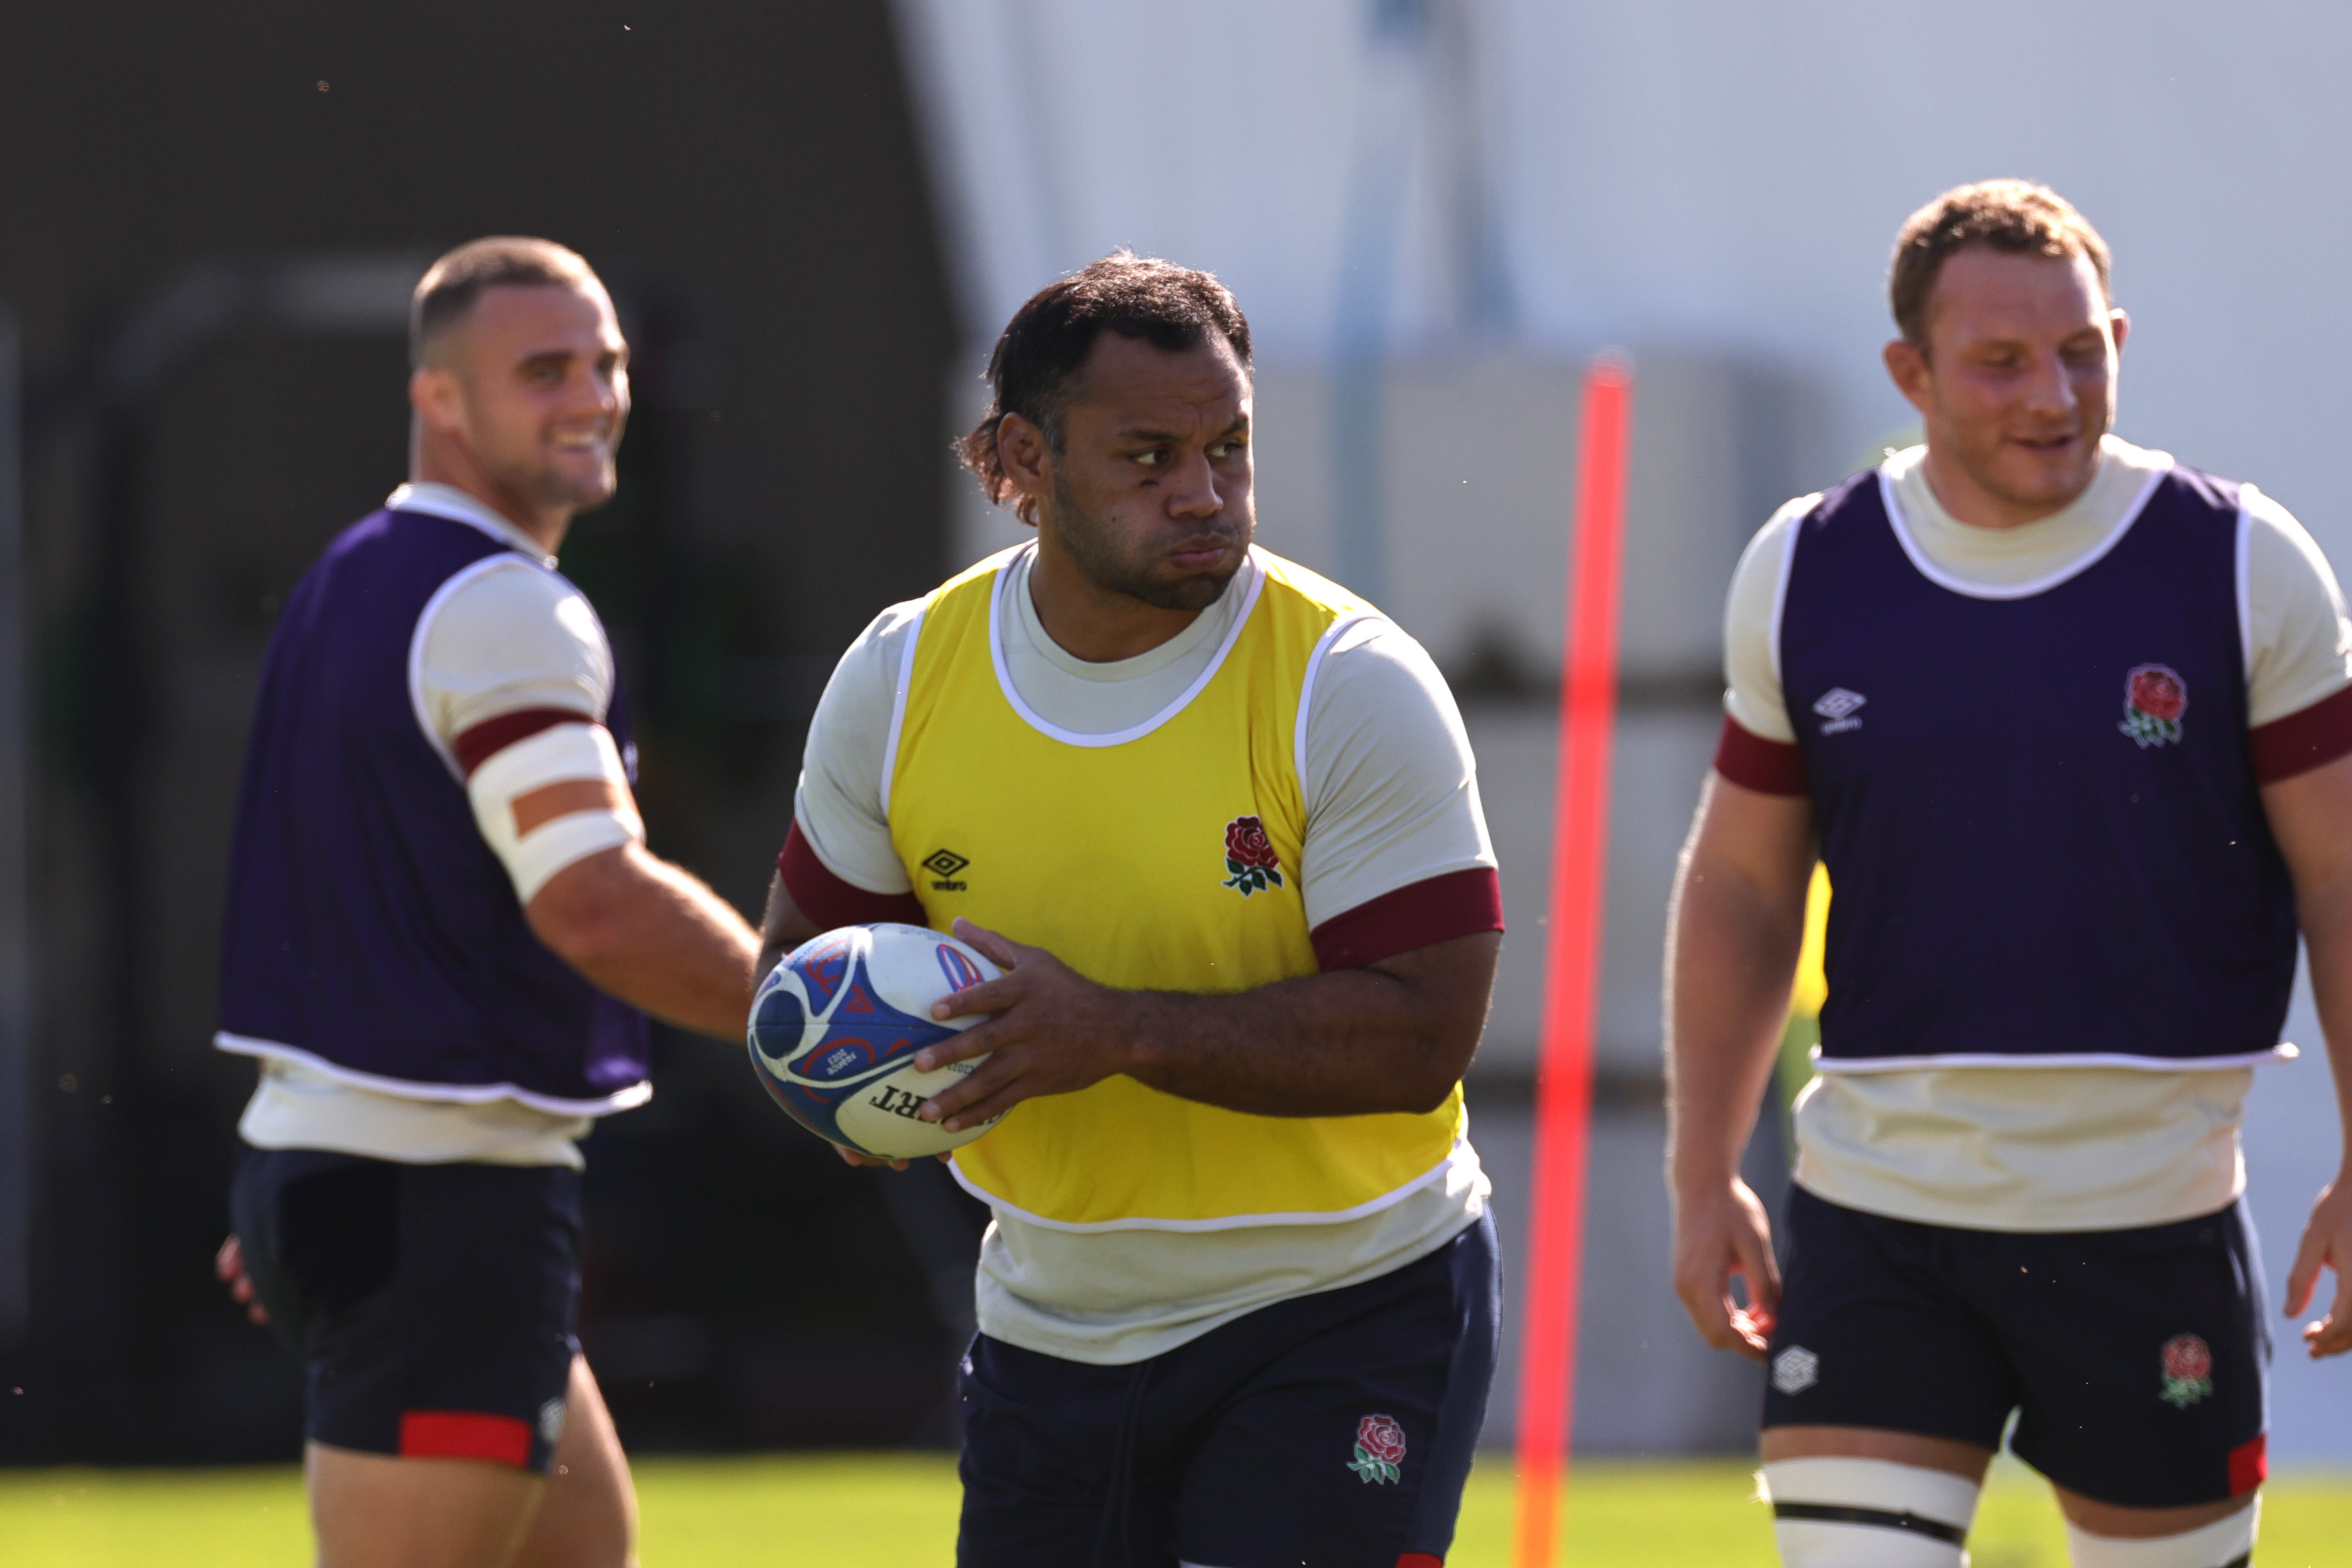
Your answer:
[1220,815,1286,897]
[2160,1333,2214,1409]
[1347,1413,1406,1485]
[2119,664,2188,750]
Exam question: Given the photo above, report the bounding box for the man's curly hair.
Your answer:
[960,251,1251,522]
[1890,180,2112,347]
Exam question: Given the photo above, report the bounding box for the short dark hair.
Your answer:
[959,251,1252,516]
[410,236,599,366]
[1889,180,2112,346]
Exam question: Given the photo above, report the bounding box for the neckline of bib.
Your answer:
[986,541,1269,748]
[1876,446,2171,602]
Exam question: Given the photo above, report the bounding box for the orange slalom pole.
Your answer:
[1511,355,1633,1568]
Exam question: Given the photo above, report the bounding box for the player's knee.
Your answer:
[1761,1458,1979,1567]
[2062,1495,2256,1568]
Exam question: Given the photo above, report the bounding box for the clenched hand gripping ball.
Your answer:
[748,922,1006,1160]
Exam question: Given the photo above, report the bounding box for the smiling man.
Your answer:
[1668,182,2352,1568]
[211,237,760,1568]
[760,252,1505,1567]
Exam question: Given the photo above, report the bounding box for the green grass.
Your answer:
[5,1451,2350,1565]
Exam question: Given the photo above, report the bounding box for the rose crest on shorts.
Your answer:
[2159,1333,2214,1409]
[1220,815,1286,897]
[1347,1412,1406,1485]
[2119,664,2188,749]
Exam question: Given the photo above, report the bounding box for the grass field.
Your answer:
[6,1451,2350,1565]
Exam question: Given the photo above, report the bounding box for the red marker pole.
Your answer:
[1511,355,1633,1568]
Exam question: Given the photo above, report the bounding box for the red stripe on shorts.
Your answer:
[1398,1554,1444,1568]
[451,707,600,779]
[398,1410,534,1467]
[2229,1433,2267,1495]
[2249,685,2352,784]
[1713,715,1809,796]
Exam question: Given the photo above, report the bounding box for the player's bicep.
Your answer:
[1684,771,1816,916]
[2260,748,2352,896]
[462,718,644,904]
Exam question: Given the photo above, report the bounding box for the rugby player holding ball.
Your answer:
[761,254,1506,1566]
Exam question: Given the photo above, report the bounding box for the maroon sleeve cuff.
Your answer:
[451,706,602,778]
[777,821,928,931]
[1713,715,1809,796]
[2251,685,2352,784]
[1310,867,1504,971]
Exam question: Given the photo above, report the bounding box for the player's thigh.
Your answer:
[308,1440,544,1568]
[1761,1187,2016,1450]
[955,1334,1182,1568]
[1173,1217,1499,1568]
[512,1355,638,1568]
[1993,1201,2268,1511]
[248,1152,585,1486]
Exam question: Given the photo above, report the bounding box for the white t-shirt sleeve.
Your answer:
[1294,617,1495,931]
[2241,487,2352,727]
[414,559,612,744]
[1721,496,1813,745]
[790,600,925,895]
[413,559,639,902]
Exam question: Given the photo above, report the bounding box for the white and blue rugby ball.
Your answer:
[748,922,1006,1160]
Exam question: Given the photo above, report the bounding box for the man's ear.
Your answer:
[1882,337,1934,419]
[409,365,464,438]
[2108,308,2130,355]
[996,412,1050,524]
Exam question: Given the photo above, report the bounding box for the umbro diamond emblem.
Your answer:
[1813,688,1865,735]
[1772,1345,1820,1395]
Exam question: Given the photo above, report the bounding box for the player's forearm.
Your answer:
[1120,933,1500,1118]
[530,845,759,1040]
[1665,846,1805,1192]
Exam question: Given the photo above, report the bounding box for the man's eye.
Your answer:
[1133,450,1165,467]
[1211,439,1245,459]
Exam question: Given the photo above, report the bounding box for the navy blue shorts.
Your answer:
[230,1146,582,1473]
[1763,1185,2270,1507]
[956,1211,1499,1568]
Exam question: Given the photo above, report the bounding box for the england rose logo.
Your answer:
[1347,1413,1406,1485]
[1220,815,1286,897]
[2119,664,2188,749]
[2160,1333,2214,1409]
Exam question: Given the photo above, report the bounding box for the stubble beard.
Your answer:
[1942,388,2110,517]
[1040,470,1241,613]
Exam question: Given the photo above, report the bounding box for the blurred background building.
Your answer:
[4,0,2352,1466]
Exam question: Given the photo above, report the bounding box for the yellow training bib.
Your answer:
[886,545,1464,1230]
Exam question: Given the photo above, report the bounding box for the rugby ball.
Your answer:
[748,922,1006,1160]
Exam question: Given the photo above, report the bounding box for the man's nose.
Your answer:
[2020,347,2079,419]
[568,366,623,420]
[1165,447,1223,518]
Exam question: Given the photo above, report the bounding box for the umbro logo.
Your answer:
[1772,1345,1819,1396]
[922,848,969,892]
[1812,688,1865,735]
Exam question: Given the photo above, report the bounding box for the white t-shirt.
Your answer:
[793,542,1499,1363]
[236,482,639,1170]
[1722,437,2352,1230]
